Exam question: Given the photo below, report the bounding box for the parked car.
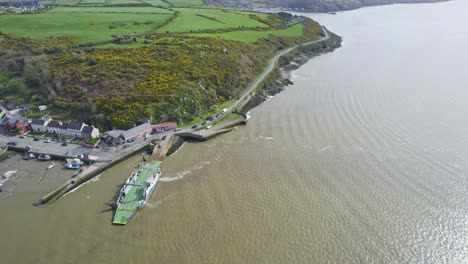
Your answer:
[19,135,25,139]
[201,121,207,126]
[33,137,39,141]
[61,142,68,146]
[25,145,32,150]
[7,142,17,146]
[157,144,162,148]
[44,139,51,143]
[191,124,198,129]
[161,136,166,140]
[207,116,214,121]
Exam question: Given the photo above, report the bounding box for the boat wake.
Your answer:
[160,154,223,183]
[319,146,332,152]
[0,170,17,186]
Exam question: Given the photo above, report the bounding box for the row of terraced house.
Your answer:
[30,115,100,139]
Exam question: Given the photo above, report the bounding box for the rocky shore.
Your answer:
[241,30,342,112]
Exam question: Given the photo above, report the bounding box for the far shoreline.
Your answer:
[247,0,452,13]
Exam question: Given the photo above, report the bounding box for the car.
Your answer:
[174,128,181,132]
[215,113,221,118]
[25,145,32,150]
[44,139,51,143]
[157,144,162,149]
[161,136,166,140]
[19,135,25,139]
[191,124,198,129]
[61,142,68,146]
[207,116,214,121]
[201,121,207,126]
[33,137,39,141]
[7,142,17,146]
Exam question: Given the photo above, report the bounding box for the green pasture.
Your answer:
[157,8,269,33]
[49,6,174,14]
[78,0,107,6]
[0,10,171,43]
[189,23,304,43]
[143,0,170,6]
[166,0,204,7]
[40,0,170,6]
[46,0,80,5]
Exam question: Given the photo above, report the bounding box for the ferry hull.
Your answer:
[113,161,161,225]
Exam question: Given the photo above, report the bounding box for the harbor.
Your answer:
[0,112,248,205]
[0,133,167,203]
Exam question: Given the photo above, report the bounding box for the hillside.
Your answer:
[0,5,334,129]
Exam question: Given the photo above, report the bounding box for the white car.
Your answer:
[44,139,51,143]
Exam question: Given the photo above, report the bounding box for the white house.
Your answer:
[30,119,49,133]
[81,125,100,139]
[67,121,85,138]
[47,120,62,134]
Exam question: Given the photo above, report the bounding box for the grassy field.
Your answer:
[49,6,174,14]
[39,0,170,6]
[0,6,305,45]
[190,23,304,43]
[144,0,170,6]
[157,8,269,33]
[0,7,172,43]
[166,0,204,6]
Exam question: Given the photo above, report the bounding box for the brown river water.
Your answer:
[1,1,468,263]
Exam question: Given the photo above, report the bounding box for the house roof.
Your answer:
[2,100,16,109]
[30,119,45,126]
[47,120,61,128]
[68,121,84,131]
[105,130,124,138]
[82,125,94,135]
[121,122,151,139]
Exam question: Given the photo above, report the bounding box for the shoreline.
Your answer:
[240,30,342,112]
[245,0,452,13]
[0,27,342,204]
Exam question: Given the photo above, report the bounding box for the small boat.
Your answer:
[65,163,81,170]
[37,154,51,161]
[66,158,83,165]
[47,162,56,170]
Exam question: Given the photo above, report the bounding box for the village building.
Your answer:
[1,100,16,111]
[67,121,85,138]
[46,120,63,134]
[0,109,31,135]
[30,119,49,133]
[104,122,152,145]
[152,122,177,133]
[81,125,100,139]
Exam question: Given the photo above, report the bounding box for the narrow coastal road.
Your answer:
[0,27,330,157]
[226,26,330,114]
[178,26,330,134]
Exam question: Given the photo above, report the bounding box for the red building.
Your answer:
[152,122,177,133]
[0,110,31,135]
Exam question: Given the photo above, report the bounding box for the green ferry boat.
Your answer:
[113,161,161,225]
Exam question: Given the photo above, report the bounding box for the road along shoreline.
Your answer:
[3,27,342,205]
